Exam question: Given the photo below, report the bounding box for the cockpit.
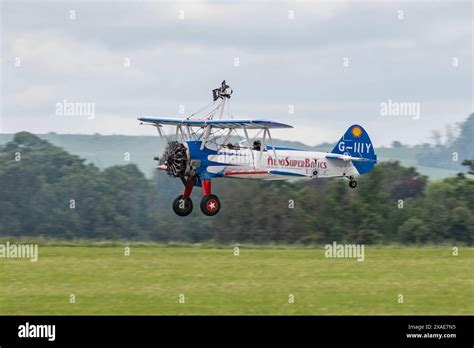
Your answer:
[222,139,266,151]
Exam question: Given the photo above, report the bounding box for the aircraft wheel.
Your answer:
[349,179,357,189]
[200,195,221,216]
[172,195,193,216]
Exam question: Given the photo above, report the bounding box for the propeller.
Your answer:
[160,141,188,177]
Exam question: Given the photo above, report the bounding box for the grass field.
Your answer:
[0,244,472,315]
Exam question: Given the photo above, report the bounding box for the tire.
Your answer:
[172,195,193,216]
[349,180,357,188]
[200,195,221,216]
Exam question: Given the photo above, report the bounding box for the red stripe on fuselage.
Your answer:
[224,170,268,176]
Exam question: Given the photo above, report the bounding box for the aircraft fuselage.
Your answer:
[186,141,359,180]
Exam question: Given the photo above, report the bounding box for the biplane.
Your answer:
[138,81,377,216]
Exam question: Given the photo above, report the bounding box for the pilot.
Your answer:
[227,143,239,150]
[252,140,261,151]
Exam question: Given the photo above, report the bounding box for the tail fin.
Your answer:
[331,124,377,174]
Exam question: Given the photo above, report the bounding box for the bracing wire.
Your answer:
[188,101,215,119]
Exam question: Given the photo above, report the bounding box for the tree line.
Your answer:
[416,113,473,171]
[0,132,472,245]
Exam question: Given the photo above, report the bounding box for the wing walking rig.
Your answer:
[138,81,377,216]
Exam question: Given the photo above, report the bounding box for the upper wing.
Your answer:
[138,117,293,129]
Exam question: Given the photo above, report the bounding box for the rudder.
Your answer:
[331,125,377,174]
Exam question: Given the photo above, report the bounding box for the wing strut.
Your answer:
[266,128,279,166]
[200,125,212,150]
[155,124,169,142]
[255,128,267,169]
[185,125,192,140]
[242,126,250,147]
[176,125,183,141]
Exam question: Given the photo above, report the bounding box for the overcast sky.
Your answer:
[1,0,472,146]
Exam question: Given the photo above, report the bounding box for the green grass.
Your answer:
[0,245,472,315]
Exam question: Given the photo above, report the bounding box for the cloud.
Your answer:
[1,0,472,146]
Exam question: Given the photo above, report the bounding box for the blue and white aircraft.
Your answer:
[139,81,377,216]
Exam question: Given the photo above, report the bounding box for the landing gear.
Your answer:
[172,195,193,216]
[200,195,221,216]
[172,178,221,216]
[349,179,357,188]
[200,179,221,216]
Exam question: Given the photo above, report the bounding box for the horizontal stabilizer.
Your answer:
[325,154,377,163]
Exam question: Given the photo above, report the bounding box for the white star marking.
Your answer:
[208,201,216,210]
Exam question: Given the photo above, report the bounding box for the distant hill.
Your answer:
[0,132,460,180]
[416,114,474,172]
